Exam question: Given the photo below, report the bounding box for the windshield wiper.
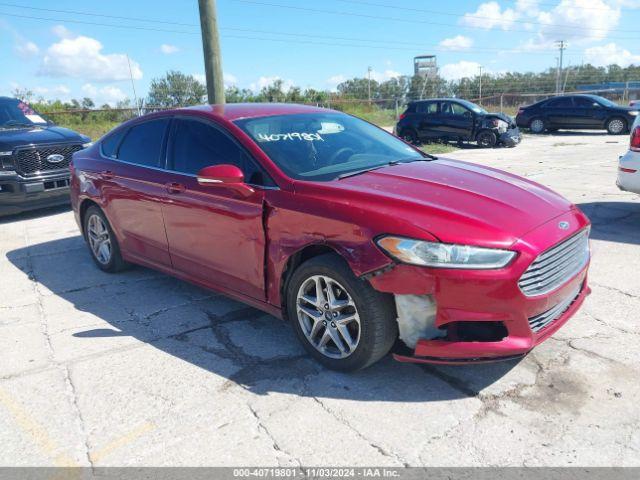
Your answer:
[337,161,401,180]
[1,121,36,129]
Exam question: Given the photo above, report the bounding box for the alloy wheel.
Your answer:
[296,275,361,359]
[608,119,625,134]
[530,119,545,133]
[87,214,112,265]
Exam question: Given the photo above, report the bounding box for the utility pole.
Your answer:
[478,65,483,105]
[126,54,140,116]
[198,0,225,104]
[367,66,372,103]
[555,40,566,95]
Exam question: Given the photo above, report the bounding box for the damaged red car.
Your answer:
[70,104,591,371]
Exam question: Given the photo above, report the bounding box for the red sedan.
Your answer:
[70,104,590,371]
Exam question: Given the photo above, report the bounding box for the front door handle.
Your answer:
[165,182,186,194]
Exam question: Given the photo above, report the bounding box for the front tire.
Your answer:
[286,254,397,371]
[477,130,497,148]
[83,206,129,273]
[606,117,627,135]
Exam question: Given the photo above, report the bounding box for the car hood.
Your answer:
[485,112,516,127]
[0,125,89,151]
[317,159,577,248]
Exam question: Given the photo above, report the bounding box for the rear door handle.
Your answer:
[165,182,186,194]
[101,170,115,180]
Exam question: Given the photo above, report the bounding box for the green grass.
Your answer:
[420,143,459,155]
[338,104,397,127]
[61,120,120,141]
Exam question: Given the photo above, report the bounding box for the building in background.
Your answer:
[414,55,438,80]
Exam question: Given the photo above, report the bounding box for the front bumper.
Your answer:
[499,127,522,147]
[369,209,591,364]
[0,170,71,217]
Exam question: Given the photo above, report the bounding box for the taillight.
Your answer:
[620,167,637,173]
[630,126,640,152]
[399,113,407,120]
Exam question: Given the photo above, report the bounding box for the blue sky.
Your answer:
[2,0,640,105]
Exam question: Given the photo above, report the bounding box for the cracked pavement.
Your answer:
[0,131,639,466]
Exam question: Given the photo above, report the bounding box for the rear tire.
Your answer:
[400,129,419,145]
[477,130,497,148]
[286,254,398,371]
[529,118,546,134]
[606,117,627,135]
[83,206,129,273]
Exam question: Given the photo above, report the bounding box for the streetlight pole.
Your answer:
[478,65,483,105]
[367,66,372,103]
[198,0,225,104]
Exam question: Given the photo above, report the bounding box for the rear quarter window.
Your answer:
[100,129,127,158]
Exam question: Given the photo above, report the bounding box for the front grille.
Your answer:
[528,286,581,333]
[14,144,83,176]
[519,229,590,297]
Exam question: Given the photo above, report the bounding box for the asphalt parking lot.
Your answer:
[1,131,639,467]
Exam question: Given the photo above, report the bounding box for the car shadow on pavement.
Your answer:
[6,237,521,403]
[0,204,70,225]
[577,201,640,246]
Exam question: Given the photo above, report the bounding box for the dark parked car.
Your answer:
[516,94,639,135]
[0,97,91,216]
[396,98,521,148]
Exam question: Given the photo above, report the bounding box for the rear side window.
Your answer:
[545,97,573,108]
[118,118,169,167]
[416,102,437,114]
[100,129,126,158]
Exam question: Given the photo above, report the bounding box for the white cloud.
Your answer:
[249,76,294,92]
[440,61,483,81]
[51,25,73,39]
[15,41,39,58]
[535,0,620,43]
[39,28,143,82]
[584,43,640,66]
[369,69,401,82]
[326,74,347,90]
[193,72,238,88]
[82,83,128,105]
[160,44,179,54]
[439,35,474,51]
[461,1,518,30]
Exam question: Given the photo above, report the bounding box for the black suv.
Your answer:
[396,98,521,148]
[515,94,639,135]
[0,97,91,216]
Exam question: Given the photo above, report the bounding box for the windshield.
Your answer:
[234,113,426,181]
[457,99,487,114]
[0,98,50,129]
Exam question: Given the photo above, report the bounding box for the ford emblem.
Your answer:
[558,221,570,230]
[47,154,65,163]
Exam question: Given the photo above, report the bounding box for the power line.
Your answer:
[503,0,636,12]
[232,0,640,41]
[333,0,638,33]
[0,2,199,27]
[0,10,585,56]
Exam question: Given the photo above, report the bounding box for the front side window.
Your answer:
[450,103,470,116]
[235,113,426,182]
[169,119,274,186]
[117,119,169,167]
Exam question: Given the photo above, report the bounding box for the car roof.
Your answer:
[175,103,331,121]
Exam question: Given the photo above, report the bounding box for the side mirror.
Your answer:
[196,164,255,197]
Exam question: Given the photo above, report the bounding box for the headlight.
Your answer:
[82,142,93,148]
[629,111,639,116]
[376,236,517,269]
[496,119,509,133]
